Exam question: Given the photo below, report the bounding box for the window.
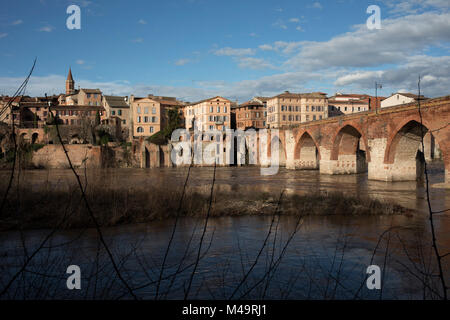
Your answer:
[306,106,309,111]
[118,110,122,116]
[152,107,156,114]
[210,106,213,113]
[224,106,227,113]
[144,107,149,114]
[87,93,91,98]
[150,127,154,133]
[122,120,126,124]
[152,116,157,122]
[137,107,141,114]
[137,127,144,133]
[313,115,316,120]
[319,115,322,120]
[111,110,116,116]
[137,116,141,123]
[144,116,148,123]
[282,115,286,121]
[295,106,299,112]
[217,106,220,113]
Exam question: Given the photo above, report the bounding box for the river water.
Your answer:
[0,164,449,299]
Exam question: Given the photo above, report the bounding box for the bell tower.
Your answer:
[66,68,75,95]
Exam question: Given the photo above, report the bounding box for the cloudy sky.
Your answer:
[1,0,449,102]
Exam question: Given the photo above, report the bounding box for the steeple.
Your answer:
[66,67,75,95]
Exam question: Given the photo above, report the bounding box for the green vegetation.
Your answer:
[147,108,183,145]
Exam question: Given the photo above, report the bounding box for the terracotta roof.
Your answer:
[186,96,231,106]
[393,92,427,99]
[80,88,102,94]
[103,95,129,108]
[328,99,367,104]
[238,100,264,108]
[273,91,327,99]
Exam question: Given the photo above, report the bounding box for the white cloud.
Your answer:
[289,18,300,23]
[0,33,7,39]
[272,20,288,30]
[12,19,23,26]
[309,2,323,9]
[296,26,304,31]
[213,47,255,56]
[383,0,450,15]
[76,60,85,65]
[138,19,147,25]
[258,44,273,51]
[286,12,450,70]
[274,41,303,54]
[334,55,450,97]
[174,58,191,66]
[236,57,275,70]
[39,26,53,32]
[131,38,144,43]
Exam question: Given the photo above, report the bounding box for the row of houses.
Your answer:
[0,68,428,143]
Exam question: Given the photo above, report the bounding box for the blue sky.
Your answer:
[1,0,450,102]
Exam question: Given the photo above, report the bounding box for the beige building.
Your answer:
[381,93,427,109]
[182,96,231,131]
[102,95,130,126]
[266,91,328,128]
[130,94,183,138]
[328,93,370,116]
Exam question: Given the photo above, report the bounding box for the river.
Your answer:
[0,164,449,299]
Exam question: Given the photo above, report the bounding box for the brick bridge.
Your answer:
[273,95,450,183]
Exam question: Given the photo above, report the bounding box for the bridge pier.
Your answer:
[320,154,366,175]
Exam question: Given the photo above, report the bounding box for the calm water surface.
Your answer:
[0,165,449,299]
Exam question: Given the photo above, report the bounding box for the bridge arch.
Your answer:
[330,124,369,173]
[384,119,445,181]
[294,131,320,169]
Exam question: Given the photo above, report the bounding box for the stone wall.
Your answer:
[32,144,102,169]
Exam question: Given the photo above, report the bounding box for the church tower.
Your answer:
[66,68,75,95]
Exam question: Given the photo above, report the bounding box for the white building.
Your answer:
[381,93,427,109]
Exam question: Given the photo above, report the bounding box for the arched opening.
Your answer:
[19,132,27,144]
[294,132,319,169]
[159,146,165,167]
[70,134,82,145]
[331,125,368,174]
[31,132,39,144]
[386,120,440,181]
[145,146,150,168]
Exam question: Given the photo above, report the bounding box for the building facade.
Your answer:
[234,99,267,130]
[266,91,328,128]
[130,94,183,138]
[182,96,231,131]
[381,93,427,109]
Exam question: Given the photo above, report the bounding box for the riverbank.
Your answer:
[0,181,413,231]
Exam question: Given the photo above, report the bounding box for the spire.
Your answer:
[67,67,74,81]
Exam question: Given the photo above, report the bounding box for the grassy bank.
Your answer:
[0,180,412,231]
